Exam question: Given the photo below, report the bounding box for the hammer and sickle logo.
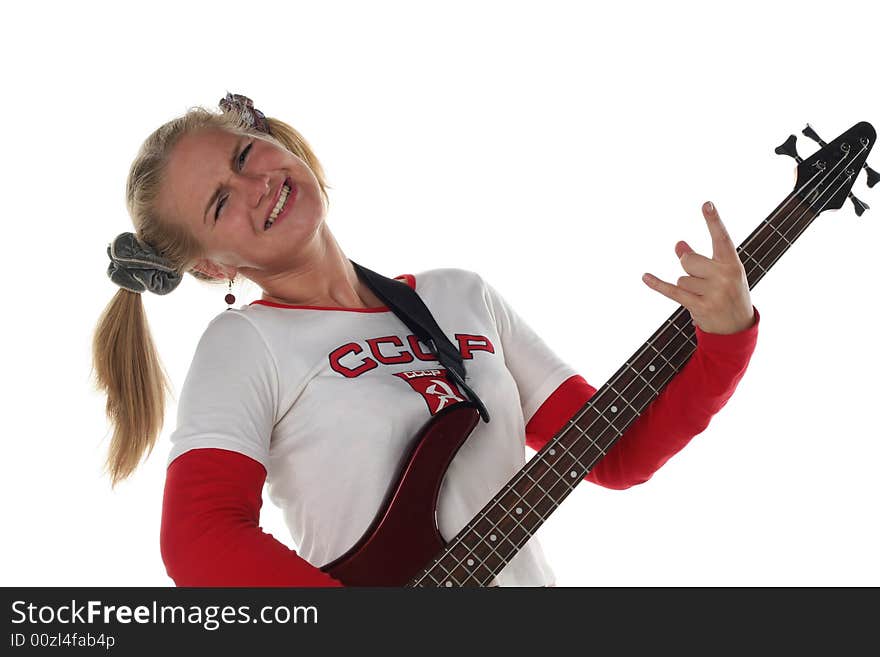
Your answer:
[425,378,465,410]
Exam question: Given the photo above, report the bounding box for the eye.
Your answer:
[215,141,254,221]
[237,141,253,169]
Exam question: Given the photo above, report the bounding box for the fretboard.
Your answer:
[410,191,819,587]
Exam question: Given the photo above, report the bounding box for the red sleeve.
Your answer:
[525,306,760,490]
[160,447,345,587]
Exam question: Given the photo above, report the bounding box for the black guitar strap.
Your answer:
[350,259,490,423]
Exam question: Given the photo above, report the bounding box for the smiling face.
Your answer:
[158,127,326,279]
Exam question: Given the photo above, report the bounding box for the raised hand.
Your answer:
[642,201,755,335]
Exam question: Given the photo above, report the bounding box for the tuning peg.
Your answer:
[804,123,877,189]
[802,123,826,146]
[775,134,802,162]
[850,193,870,216]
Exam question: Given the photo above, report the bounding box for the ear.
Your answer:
[191,258,238,280]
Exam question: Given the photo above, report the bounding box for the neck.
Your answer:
[249,224,384,309]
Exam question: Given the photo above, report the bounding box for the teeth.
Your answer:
[265,182,291,230]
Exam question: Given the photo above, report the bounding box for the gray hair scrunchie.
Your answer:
[107,232,183,295]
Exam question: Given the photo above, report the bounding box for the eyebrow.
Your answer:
[203,137,245,224]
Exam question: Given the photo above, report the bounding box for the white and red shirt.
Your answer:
[161,267,760,587]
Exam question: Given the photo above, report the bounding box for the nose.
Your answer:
[251,173,271,205]
[229,172,271,209]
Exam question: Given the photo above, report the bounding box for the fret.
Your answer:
[449,539,476,565]
[608,384,642,416]
[490,529,519,563]
[459,571,488,588]
[532,489,559,521]
[458,542,505,579]
[528,463,570,507]
[628,382,659,411]
[483,504,512,535]
[560,408,593,440]
[664,316,682,337]
[523,471,561,506]
[586,410,624,439]
[496,498,535,541]
[746,230,779,270]
[664,320,697,350]
[588,394,638,428]
[487,512,521,545]
[625,362,661,395]
[644,339,678,369]
[474,517,500,545]
[545,444,587,477]
[524,454,551,481]
[562,417,586,435]
[737,247,766,274]
[544,457,571,483]
[423,571,442,586]
[664,321,697,350]
[490,504,539,558]
[547,475,577,505]
[456,526,483,554]
[471,528,512,569]
[444,540,491,575]
[578,431,609,459]
[448,548,493,585]
[760,215,795,247]
[495,534,529,573]
[437,568,462,588]
[481,501,521,543]
[526,447,589,512]
[573,444,611,478]
[630,383,660,414]
[632,343,682,375]
[460,547,495,583]
[434,559,453,577]
[591,409,620,437]
[462,557,494,584]
[506,488,545,529]
[511,473,536,499]
[582,434,612,467]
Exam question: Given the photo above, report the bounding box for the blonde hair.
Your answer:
[91,102,332,488]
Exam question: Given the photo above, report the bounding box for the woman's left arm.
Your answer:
[526,201,760,488]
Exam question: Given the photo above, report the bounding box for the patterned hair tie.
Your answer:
[106,232,183,295]
[219,92,272,135]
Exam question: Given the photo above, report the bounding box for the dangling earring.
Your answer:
[225,279,236,306]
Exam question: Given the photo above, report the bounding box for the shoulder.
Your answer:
[200,307,262,337]
[411,267,489,293]
[192,308,273,359]
[182,309,280,402]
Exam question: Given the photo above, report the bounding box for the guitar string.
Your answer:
[413,139,868,587]
[414,149,855,587]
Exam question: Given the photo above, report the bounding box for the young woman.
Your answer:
[92,93,759,587]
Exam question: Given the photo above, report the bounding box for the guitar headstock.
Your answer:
[774,121,876,216]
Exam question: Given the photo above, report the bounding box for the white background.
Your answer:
[2,0,877,587]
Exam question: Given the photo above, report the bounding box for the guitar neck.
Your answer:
[410,190,819,587]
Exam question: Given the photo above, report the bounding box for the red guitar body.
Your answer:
[320,401,481,586]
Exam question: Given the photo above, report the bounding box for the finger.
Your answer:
[677,247,717,278]
[642,272,702,308]
[676,274,710,295]
[674,240,695,260]
[702,201,738,262]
